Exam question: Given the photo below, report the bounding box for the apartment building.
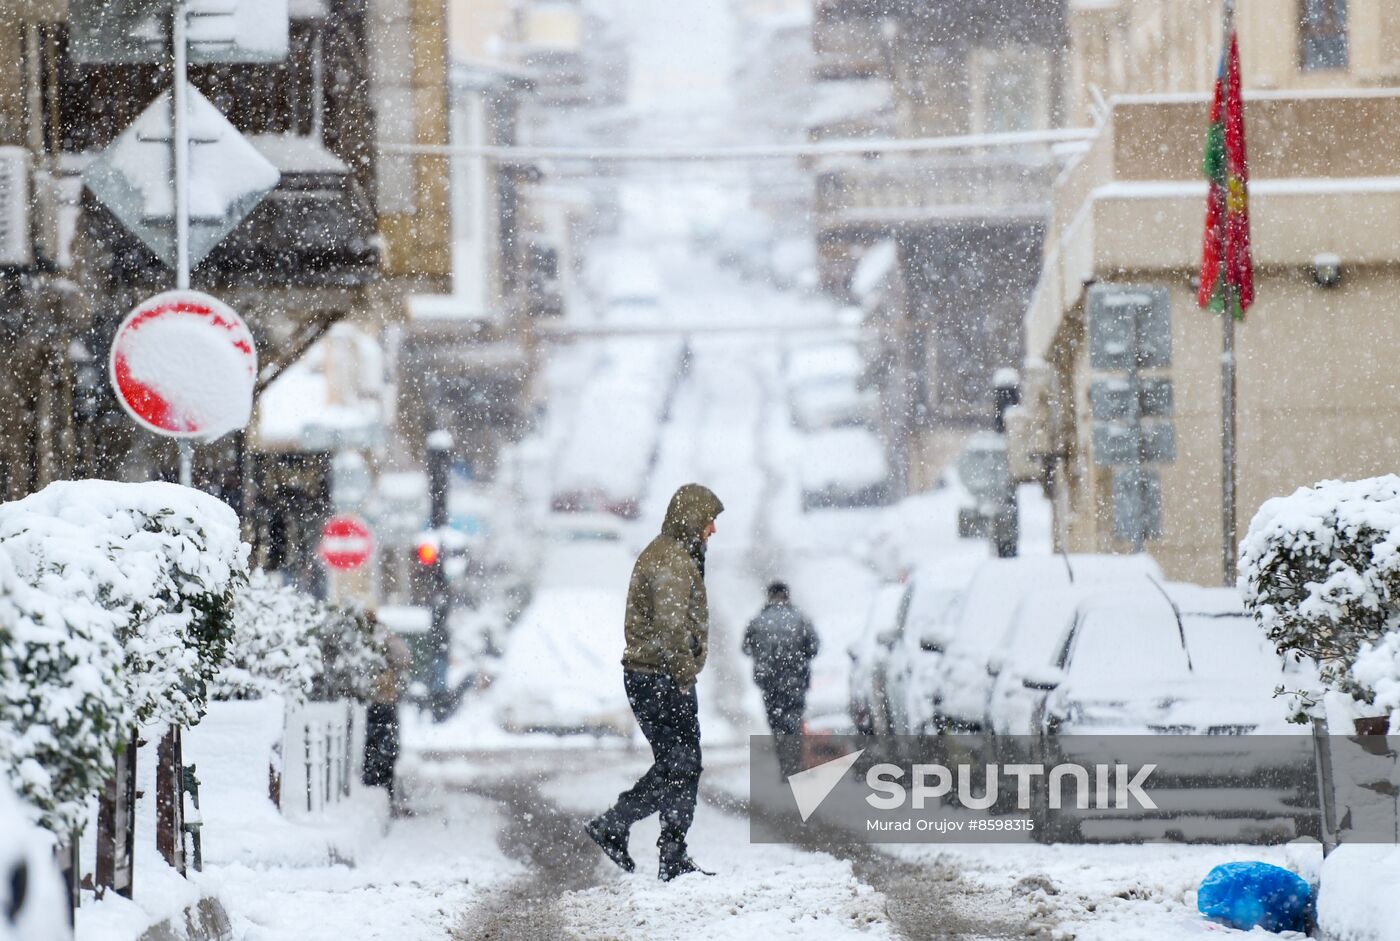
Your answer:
[1016,0,1400,583]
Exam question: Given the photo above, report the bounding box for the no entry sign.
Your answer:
[109,290,257,440]
[319,515,374,571]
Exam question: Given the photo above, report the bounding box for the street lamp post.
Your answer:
[426,430,454,721]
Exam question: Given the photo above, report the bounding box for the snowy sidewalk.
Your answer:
[76,701,517,941]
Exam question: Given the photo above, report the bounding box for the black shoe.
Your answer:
[658,845,715,882]
[585,816,635,873]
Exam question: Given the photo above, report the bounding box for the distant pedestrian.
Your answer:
[742,581,820,777]
[586,483,724,882]
[363,620,412,814]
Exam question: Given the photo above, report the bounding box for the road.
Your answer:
[388,251,1292,941]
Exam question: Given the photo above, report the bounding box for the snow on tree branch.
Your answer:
[0,480,249,831]
[1240,475,1400,721]
[0,547,126,833]
[215,569,324,701]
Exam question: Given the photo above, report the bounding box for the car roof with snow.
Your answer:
[903,552,985,633]
[997,583,1131,673]
[1060,588,1192,692]
[951,553,1164,656]
[784,341,863,385]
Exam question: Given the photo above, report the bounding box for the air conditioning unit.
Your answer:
[0,147,32,268]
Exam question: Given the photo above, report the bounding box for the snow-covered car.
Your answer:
[1021,587,1316,841]
[800,427,891,510]
[989,582,1317,743]
[0,785,68,941]
[922,554,1164,734]
[600,250,664,318]
[768,237,818,292]
[881,554,986,738]
[848,583,913,735]
[790,375,880,432]
[785,341,877,431]
[489,588,633,736]
[540,511,627,544]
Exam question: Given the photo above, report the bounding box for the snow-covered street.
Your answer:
[118,252,1307,941]
[14,0,1400,935]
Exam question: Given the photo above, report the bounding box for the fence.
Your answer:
[276,700,366,819]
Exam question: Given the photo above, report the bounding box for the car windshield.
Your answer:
[999,588,1085,670]
[1062,598,1190,690]
[1181,614,1285,691]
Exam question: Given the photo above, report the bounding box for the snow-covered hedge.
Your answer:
[0,546,126,834]
[0,480,248,831]
[310,605,386,703]
[215,572,386,703]
[214,569,324,700]
[1240,475,1400,720]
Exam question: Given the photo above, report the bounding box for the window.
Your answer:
[1300,0,1348,71]
[971,45,1049,135]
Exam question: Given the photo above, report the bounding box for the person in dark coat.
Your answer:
[586,483,724,882]
[742,581,820,777]
[363,624,412,813]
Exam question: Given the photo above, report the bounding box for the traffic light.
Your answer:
[415,538,440,566]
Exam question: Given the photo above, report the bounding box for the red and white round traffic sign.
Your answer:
[109,290,257,440]
[318,515,374,571]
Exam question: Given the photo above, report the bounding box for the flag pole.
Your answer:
[1220,0,1237,587]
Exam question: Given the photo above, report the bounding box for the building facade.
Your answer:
[0,0,458,594]
[809,0,1070,492]
[1015,0,1400,583]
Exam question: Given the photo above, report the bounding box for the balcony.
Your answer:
[812,8,887,81]
[815,152,1060,235]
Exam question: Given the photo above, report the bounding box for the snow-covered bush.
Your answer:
[309,606,386,702]
[213,569,324,700]
[0,480,248,831]
[0,481,249,729]
[1239,476,1400,720]
[1352,632,1400,717]
[0,546,126,833]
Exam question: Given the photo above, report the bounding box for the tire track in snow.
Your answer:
[446,775,603,941]
[701,786,1038,941]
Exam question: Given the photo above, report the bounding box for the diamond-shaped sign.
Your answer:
[71,0,290,65]
[83,85,280,271]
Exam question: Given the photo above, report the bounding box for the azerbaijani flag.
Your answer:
[1198,28,1254,318]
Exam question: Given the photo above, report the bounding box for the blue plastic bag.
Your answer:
[1197,862,1313,933]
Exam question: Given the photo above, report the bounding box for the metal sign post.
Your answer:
[171,0,194,488]
[1088,284,1175,552]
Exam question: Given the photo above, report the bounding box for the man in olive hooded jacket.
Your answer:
[586,483,724,882]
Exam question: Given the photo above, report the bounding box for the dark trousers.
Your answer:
[363,702,400,798]
[759,679,806,775]
[608,670,702,846]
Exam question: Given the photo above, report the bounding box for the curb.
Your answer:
[137,897,233,941]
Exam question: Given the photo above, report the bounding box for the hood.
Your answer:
[660,483,724,544]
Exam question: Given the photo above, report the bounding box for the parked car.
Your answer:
[1009,586,1315,841]
[800,427,891,510]
[881,555,986,738]
[490,587,633,736]
[848,583,913,735]
[785,341,877,431]
[791,375,880,432]
[921,554,1164,734]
